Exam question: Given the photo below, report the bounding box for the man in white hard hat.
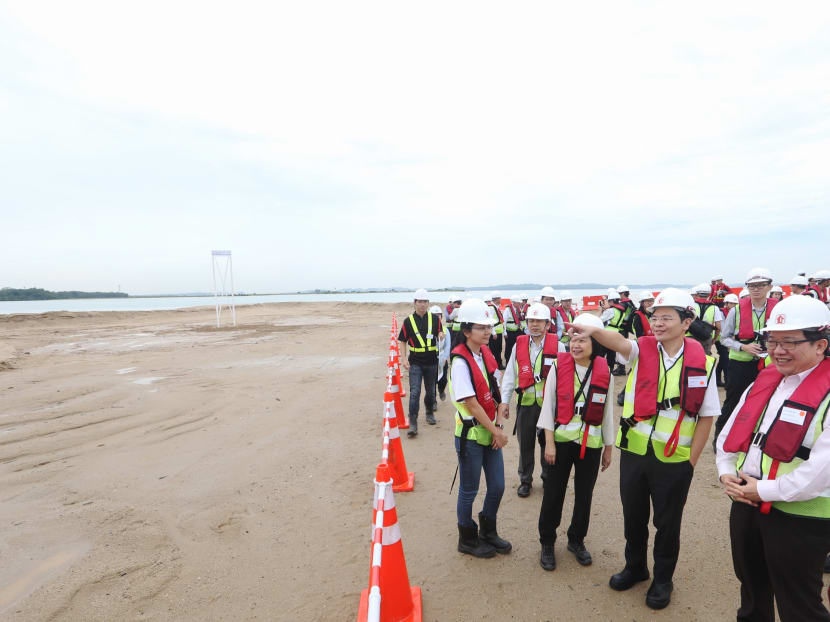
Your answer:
[690,283,723,354]
[806,269,830,304]
[716,294,830,622]
[539,287,560,336]
[715,268,777,441]
[553,291,577,350]
[617,285,636,337]
[709,275,731,308]
[487,291,506,369]
[502,294,524,363]
[398,289,443,436]
[602,289,627,376]
[571,287,719,610]
[500,303,564,497]
[790,275,808,296]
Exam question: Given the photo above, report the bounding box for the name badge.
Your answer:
[688,376,707,388]
[544,357,555,366]
[591,393,606,404]
[780,406,808,426]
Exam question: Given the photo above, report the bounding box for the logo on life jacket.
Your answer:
[520,364,532,376]
[776,313,786,324]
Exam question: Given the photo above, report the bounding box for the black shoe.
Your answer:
[439,388,446,401]
[645,581,673,610]
[478,513,511,554]
[540,544,556,571]
[567,542,592,566]
[457,523,496,558]
[425,413,436,425]
[517,483,531,497]
[406,423,418,438]
[824,554,830,573]
[609,567,650,591]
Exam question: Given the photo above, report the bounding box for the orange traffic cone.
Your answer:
[383,399,414,492]
[357,463,422,622]
[385,363,409,430]
[389,338,406,399]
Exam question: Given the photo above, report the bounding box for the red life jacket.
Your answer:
[737,297,777,341]
[555,305,575,327]
[515,334,558,391]
[556,353,610,427]
[508,300,523,324]
[450,344,500,421]
[723,358,830,513]
[806,285,828,302]
[634,310,652,337]
[486,302,504,326]
[445,304,454,317]
[632,336,708,422]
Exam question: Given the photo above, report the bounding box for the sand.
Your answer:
[1,302,828,621]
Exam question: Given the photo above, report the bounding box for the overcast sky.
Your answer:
[1,2,828,295]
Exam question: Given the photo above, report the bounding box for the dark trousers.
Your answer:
[437,361,448,393]
[407,361,437,424]
[715,342,729,383]
[454,436,505,527]
[606,348,618,372]
[619,449,694,583]
[516,402,545,485]
[504,330,519,363]
[489,333,504,368]
[730,502,830,622]
[716,358,760,438]
[538,441,601,545]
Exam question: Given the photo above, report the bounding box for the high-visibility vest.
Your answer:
[605,304,626,332]
[617,337,715,463]
[505,301,523,332]
[450,344,500,446]
[553,355,610,454]
[514,334,558,406]
[404,313,439,353]
[724,359,830,518]
[487,302,505,335]
[555,306,576,343]
[728,299,776,362]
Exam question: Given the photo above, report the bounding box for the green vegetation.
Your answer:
[0,288,129,301]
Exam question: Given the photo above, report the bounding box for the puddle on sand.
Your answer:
[116,367,137,375]
[134,377,165,385]
[0,542,89,613]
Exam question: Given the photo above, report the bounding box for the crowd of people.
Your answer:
[396,268,830,620]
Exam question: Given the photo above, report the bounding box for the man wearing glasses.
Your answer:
[715,268,778,440]
[716,294,830,622]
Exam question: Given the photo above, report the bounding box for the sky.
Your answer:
[1,1,829,295]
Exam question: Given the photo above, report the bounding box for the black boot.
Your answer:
[540,544,556,570]
[457,523,496,558]
[478,512,511,554]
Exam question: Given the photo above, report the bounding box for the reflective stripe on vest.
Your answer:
[505,302,522,332]
[729,300,772,362]
[606,305,625,332]
[406,313,438,352]
[617,346,715,463]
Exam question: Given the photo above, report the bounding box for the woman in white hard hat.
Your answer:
[716,294,830,622]
[790,275,808,296]
[570,288,720,610]
[632,291,655,339]
[716,268,778,441]
[537,313,615,571]
[769,285,784,301]
[450,299,511,558]
[499,303,564,498]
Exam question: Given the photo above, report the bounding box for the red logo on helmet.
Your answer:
[775,314,786,325]
[656,297,664,304]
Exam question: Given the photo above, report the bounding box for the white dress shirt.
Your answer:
[537,360,616,446]
[716,362,830,503]
[500,334,566,400]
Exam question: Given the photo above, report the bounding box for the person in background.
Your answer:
[432,304,451,405]
[500,303,563,498]
[632,291,655,338]
[398,289,442,437]
[617,285,636,337]
[691,282,723,354]
[539,286,560,336]
[715,268,777,441]
[715,293,740,388]
[716,295,830,622]
[487,291,506,369]
[602,289,627,376]
[553,291,577,351]
[806,270,830,303]
[502,295,524,363]
[790,274,808,296]
[445,295,461,324]
[572,288,719,610]
[537,313,615,571]
[769,285,784,301]
[709,275,732,308]
[450,298,511,559]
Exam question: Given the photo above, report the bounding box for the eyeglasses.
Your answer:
[746,282,770,290]
[472,325,492,331]
[766,339,810,352]
[651,315,678,323]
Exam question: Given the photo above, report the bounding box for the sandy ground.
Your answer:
[1,302,828,621]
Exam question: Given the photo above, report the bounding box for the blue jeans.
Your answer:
[454,436,505,527]
[408,362,438,423]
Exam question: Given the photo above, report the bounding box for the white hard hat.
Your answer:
[813,269,830,280]
[456,298,496,325]
[525,303,551,321]
[790,275,809,286]
[414,288,429,301]
[490,290,501,300]
[531,296,541,304]
[692,283,710,295]
[617,284,630,293]
[724,293,739,304]
[572,313,604,330]
[711,274,724,281]
[540,286,556,298]
[763,295,830,332]
[520,293,529,300]
[745,267,773,284]
[453,294,463,302]
[653,287,697,317]
[559,290,573,301]
[637,290,655,304]
[428,305,442,315]
[770,285,783,294]
[739,288,749,298]
[606,288,620,301]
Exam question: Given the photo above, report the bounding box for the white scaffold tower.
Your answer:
[211,250,236,327]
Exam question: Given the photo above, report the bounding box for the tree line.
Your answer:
[0,288,129,301]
